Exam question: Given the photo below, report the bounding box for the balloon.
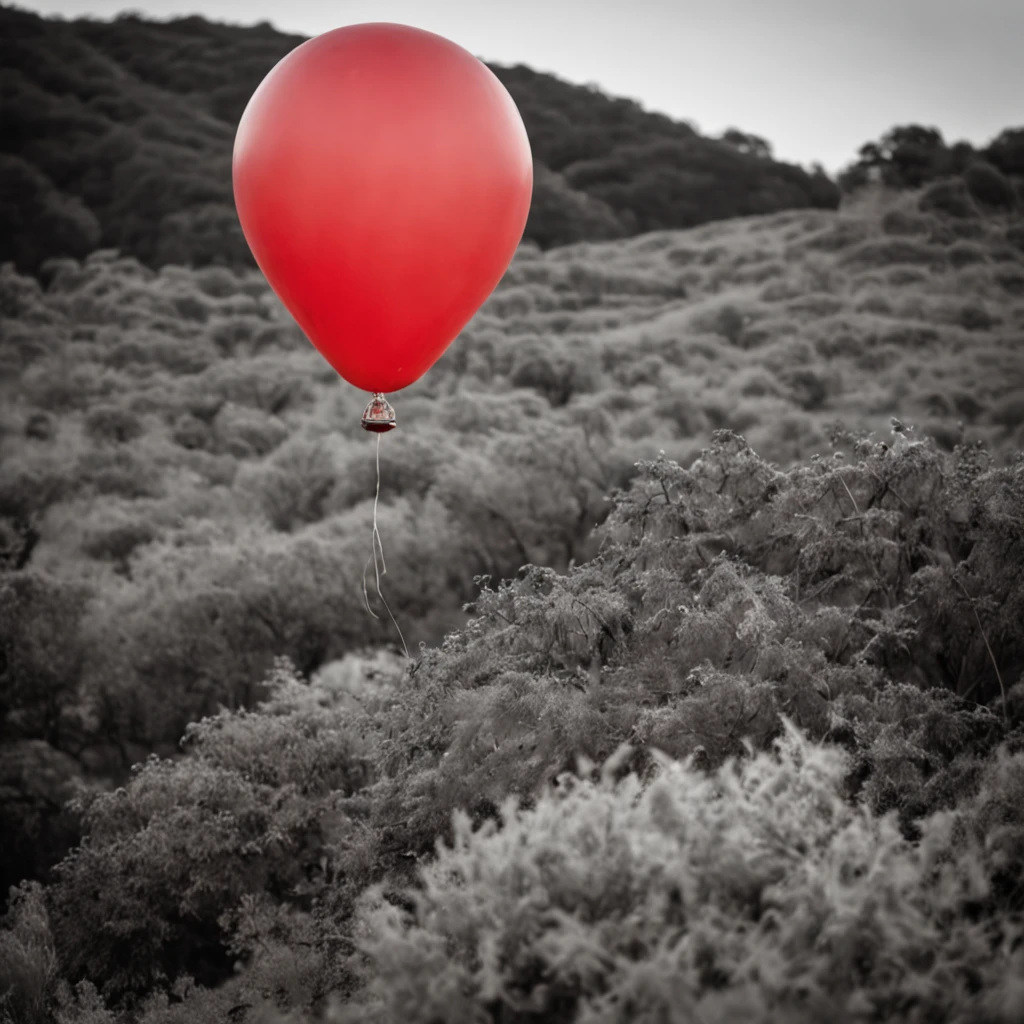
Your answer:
[232,22,533,396]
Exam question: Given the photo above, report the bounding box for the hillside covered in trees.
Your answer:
[5,6,1023,278]
[2,1,844,273]
[2,6,1024,1024]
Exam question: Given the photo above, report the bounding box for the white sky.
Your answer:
[21,0,1024,172]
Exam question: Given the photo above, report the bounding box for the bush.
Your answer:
[339,728,1024,1024]
[1,426,1021,1019]
[918,178,978,219]
[779,365,832,410]
[234,437,339,531]
[991,394,1024,429]
[856,292,893,315]
[81,517,160,572]
[963,162,1017,210]
[692,302,749,345]
[170,412,209,450]
[84,404,144,445]
[0,742,83,903]
[47,662,372,1005]
[0,884,58,1024]
[958,302,999,331]
[801,217,873,251]
[880,208,932,236]
[996,269,1024,297]
[948,241,987,268]
[839,237,945,270]
[23,412,55,441]
[211,403,289,458]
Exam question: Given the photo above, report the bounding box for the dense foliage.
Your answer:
[839,124,1024,210]
[2,170,1023,899]
[2,432,1023,1023]
[3,201,1024,1016]
[337,727,1024,1024]
[0,5,846,273]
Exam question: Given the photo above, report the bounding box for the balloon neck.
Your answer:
[361,393,397,433]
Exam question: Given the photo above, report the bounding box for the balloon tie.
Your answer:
[363,431,410,659]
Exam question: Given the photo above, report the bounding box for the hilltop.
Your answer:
[0,3,845,272]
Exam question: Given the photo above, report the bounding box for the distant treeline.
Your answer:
[2,4,834,273]
[2,5,1022,275]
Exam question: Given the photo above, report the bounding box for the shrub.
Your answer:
[234,437,339,531]
[778,365,832,410]
[958,302,999,331]
[653,388,709,437]
[510,344,600,406]
[81,517,160,573]
[880,208,932,236]
[948,241,987,268]
[0,571,90,749]
[918,178,978,219]
[963,162,1017,210]
[74,448,162,499]
[211,403,289,458]
[0,742,83,904]
[839,237,945,270]
[192,266,240,299]
[0,884,58,1024]
[856,292,893,315]
[995,269,1024,297]
[47,662,372,1005]
[170,412,210,450]
[83,404,144,445]
[801,217,872,251]
[990,394,1024,429]
[693,302,749,345]
[23,412,55,441]
[339,728,1024,1024]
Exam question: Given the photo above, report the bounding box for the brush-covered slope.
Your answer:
[2,190,1024,1024]
[3,317,1024,1022]
[1,184,1021,783]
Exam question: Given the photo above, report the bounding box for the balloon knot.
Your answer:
[362,393,397,432]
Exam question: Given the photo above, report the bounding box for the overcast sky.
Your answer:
[22,0,1024,172]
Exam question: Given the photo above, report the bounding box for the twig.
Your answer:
[838,474,860,516]
[952,574,1007,725]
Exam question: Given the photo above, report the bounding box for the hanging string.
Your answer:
[362,431,410,659]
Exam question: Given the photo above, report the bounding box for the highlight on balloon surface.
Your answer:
[232,20,535,430]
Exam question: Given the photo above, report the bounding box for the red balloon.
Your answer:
[232,23,533,395]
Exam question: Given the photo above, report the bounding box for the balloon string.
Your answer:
[362,431,410,659]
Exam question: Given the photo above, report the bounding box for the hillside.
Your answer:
[2,187,1024,1014]
[3,174,1023,878]
[0,4,846,273]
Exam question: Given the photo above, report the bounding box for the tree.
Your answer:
[47,661,373,1006]
[0,156,100,272]
[153,203,255,268]
[0,572,90,752]
[985,126,1024,177]
[963,161,1018,210]
[840,125,949,192]
[720,127,773,160]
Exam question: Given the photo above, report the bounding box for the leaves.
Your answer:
[340,733,1024,1024]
